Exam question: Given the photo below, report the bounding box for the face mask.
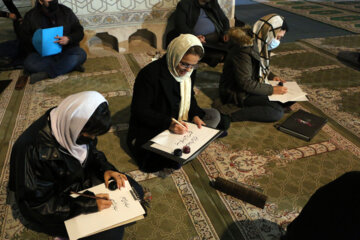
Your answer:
[268,38,280,51]
[46,0,58,13]
[76,135,93,145]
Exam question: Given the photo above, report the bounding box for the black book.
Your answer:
[275,109,327,141]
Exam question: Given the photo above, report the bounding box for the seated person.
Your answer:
[283,171,360,240]
[20,0,87,83]
[219,14,290,122]
[127,34,221,173]
[8,91,144,239]
[167,0,230,67]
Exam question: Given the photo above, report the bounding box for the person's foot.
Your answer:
[15,75,28,90]
[74,65,85,72]
[30,72,49,84]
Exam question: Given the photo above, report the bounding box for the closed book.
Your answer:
[275,109,327,141]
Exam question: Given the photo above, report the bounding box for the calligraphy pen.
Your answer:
[171,118,186,129]
[70,191,113,201]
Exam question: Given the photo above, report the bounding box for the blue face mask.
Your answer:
[268,38,280,51]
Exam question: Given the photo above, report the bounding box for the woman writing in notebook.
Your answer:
[8,91,143,239]
[127,34,222,172]
[219,14,291,122]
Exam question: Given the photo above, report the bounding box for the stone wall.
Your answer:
[59,0,235,51]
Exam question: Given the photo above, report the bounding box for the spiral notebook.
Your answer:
[275,109,327,141]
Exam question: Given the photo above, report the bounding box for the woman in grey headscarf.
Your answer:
[9,91,144,239]
[128,34,222,172]
[219,14,290,122]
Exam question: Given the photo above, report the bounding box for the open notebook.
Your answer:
[65,181,145,240]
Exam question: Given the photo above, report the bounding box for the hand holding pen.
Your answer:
[70,191,112,211]
[170,118,188,134]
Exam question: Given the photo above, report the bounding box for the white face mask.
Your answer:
[268,38,280,51]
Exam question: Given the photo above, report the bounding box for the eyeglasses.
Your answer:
[178,61,198,70]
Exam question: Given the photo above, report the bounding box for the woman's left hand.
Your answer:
[104,170,128,189]
[273,76,286,83]
[193,116,205,129]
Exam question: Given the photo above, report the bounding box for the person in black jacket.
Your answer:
[21,0,87,83]
[219,14,290,122]
[167,0,230,67]
[282,171,360,240]
[127,34,221,172]
[8,91,144,239]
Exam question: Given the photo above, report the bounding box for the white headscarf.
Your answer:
[252,14,284,82]
[166,34,203,121]
[50,91,108,164]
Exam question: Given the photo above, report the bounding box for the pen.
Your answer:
[70,191,112,201]
[171,118,186,129]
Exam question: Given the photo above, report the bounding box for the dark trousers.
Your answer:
[283,171,360,240]
[0,39,25,67]
[231,95,286,122]
[24,46,87,78]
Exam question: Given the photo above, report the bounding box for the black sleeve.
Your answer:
[174,1,193,34]
[20,146,98,222]
[0,11,9,18]
[232,52,273,96]
[66,10,84,46]
[131,66,172,130]
[88,140,118,179]
[19,11,35,53]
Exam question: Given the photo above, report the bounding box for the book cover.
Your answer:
[32,26,63,57]
[275,109,327,141]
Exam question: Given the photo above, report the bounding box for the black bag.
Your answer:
[275,109,327,141]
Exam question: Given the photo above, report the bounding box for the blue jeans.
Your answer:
[24,46,87,78]
[231,95,285,122]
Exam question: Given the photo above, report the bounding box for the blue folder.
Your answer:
[32,26,63,57]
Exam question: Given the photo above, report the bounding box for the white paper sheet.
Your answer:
[65,181,145,240]
[150,122,220,159]
[268,81,308,103]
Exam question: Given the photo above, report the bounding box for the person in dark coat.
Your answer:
[8,91,144,239]
[167,0,230,67]
[20,0,87,83]
[282,171,360,240]
[127,34,221,173]
[219,14,290,122]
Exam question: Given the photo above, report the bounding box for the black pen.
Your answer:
[70,191,113,201]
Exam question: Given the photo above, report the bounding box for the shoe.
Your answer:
[217,113,231,130]
[15,75,28,90]
[74,65,85,72]
[30,72,49,84]
[217,130,228,138]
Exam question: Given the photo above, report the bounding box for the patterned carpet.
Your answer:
[1,38,360,240]
[255,0,360,33]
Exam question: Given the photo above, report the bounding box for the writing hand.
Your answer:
[169,120,188,134]
[273,76,286,83]
[273,86,288,95]
[96,193,112,211]
[104,170,127,189]
[54,36,70,45]
[193,116,205,129]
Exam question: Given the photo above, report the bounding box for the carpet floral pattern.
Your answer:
[270,42,360,138]
[197,105,360,240]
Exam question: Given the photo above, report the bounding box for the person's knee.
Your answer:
[267,108,284,122]
[70,47,87,64]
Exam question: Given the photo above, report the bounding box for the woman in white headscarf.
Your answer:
[219,14,291,122]
[9,91,144,239]
[128,34,221,172]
